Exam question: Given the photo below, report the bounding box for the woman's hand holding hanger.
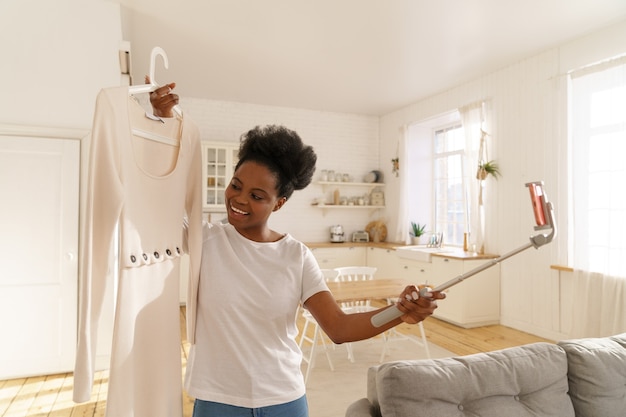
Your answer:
[145,75,179,118]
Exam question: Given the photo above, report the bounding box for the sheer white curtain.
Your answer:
[392,126,410,244]
[459,102,486,252]
[568,56,626,337]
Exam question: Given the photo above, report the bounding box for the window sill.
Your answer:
[550,265,573,272]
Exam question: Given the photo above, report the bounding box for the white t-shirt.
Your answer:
[184,222,329,408]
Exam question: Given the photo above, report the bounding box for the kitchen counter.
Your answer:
[434,250,499,260]
[304,241,498,261]
[304,241,401,250]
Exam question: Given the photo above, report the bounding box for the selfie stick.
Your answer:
[371,181,556,328]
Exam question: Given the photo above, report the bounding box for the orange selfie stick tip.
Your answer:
[527,181,547,227]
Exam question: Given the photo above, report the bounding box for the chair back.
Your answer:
[320,268,340,282]
[334,266,377,282]
[333,266,378,312]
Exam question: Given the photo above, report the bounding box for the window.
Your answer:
[407,112,469,248]
[433,124,467,247]
[570,58,626,277]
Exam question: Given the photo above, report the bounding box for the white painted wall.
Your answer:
[378,19,626,341]
[0,0,123,129]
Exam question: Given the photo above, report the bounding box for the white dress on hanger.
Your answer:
[73,87,203,417]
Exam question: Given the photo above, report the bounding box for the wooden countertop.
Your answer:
[304,241,401,250]
[431,251,499,261]
[304,241,498,260]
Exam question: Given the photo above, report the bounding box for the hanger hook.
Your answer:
[149,46,169,87]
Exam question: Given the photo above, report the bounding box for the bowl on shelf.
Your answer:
[364,170,383,183]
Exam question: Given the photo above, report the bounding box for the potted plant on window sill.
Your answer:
[476,160,501,180]
[410,222,427,245]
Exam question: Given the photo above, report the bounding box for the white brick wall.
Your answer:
[181,97,383,243]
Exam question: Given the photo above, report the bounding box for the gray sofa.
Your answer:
[346,333,626,417]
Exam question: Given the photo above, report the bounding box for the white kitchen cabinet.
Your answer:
[311,246,367,269]
[366,247,404,278]
[397,258,433,286]
[365,247,434,285]
[202,142,238,210]
[429,256,500,328]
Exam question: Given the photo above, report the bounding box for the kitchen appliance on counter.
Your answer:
[352,231,369,242]
[330,225,345,243]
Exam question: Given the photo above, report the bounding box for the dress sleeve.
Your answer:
[182,121,203,345]
[73,89,125,403]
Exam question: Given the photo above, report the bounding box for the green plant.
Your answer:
[476,160,501,180]
[410,222,426,237]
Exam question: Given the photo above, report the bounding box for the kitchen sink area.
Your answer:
[395,245,461,262]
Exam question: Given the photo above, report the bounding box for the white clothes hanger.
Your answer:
[129,46,182,146]
[130,127,179,146]
[128,47,174,95]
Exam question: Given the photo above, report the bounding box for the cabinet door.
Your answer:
[311,246,367,269]
[366,247,402,278]
[203,142,238,210]
[431,256,500,327]
[0,134,79,378]
[430,257,464,324]
[397,259,433,286]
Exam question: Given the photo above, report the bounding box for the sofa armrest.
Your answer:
[558,333,626,417]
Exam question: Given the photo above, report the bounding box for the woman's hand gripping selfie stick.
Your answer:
[371,181,556,328]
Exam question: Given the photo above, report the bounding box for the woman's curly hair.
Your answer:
[236,125,317,200]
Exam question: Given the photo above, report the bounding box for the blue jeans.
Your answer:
[192,396,309,417]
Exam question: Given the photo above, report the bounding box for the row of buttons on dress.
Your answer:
[129,247,181,265]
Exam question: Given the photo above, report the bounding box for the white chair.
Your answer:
[298,268,340,384]
[333,266,378,311]
[379,303,431,362]
[334,266,379,362]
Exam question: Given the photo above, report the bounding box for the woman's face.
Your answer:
[224,160,286,241]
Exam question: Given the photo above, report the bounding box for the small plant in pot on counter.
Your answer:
[410,222,426,245]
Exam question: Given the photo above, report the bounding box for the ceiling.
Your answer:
[118,0,626,116]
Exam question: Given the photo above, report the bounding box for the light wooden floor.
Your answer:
[1,306,553,416]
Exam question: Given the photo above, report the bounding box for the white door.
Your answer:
[0,132,80,379]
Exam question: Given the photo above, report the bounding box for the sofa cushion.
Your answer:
[558,333,626,417]
[369,342,574,417]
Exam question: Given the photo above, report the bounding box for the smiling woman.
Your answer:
[176,123,445,417]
